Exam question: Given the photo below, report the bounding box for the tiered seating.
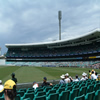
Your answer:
[0,80,100,100]
[6,61,100,68]
[6,42,100,58]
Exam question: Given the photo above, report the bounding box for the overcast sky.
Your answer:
[0,0,100,54]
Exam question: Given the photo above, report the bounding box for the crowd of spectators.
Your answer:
[6,42,100,58]
[59,69,100,85]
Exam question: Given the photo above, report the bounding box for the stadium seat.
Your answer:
[60,84,66,87]
[0,92,3,97]
[15,94,21,100]
[22,92,34,100]
[56,87,65,94]
[46,89,56,96]
[36,86,44,89]
[52,86,59,90]
[65,86,72,91]
[86,82,91,86]
[35,91,46,97]
[43,87,52,92]
[27,88,34,91]
[74,95,85,100]
[17,91,25,97]
[69,88,79,100]
[0,97,4,100]
[95,81,100,84]
[79,83,85,88]
[27,90,34,93]
[19,88,27,93]
[58,90,70,100]
[78,86,87,96]
[33,95,46,100]
[91,81,96,85]
[86,84,94,93]
[47,93,59,100]
[85,91,95,100]
[24,98,31,100]
[35,88,43,94]
[94,89,100,100]
[73,85,79,89]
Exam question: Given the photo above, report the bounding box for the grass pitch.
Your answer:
[0,66,99,83]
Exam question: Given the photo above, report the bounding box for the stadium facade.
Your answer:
[5,29,100,67]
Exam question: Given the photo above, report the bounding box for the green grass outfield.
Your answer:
[0,66,99,83]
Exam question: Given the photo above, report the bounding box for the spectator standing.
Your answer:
[0,79,16,100]
[0,80,4,92]
[59,74,65,85]
[64,73,70,83]
[41,77,52,87]
[11,73,17,84]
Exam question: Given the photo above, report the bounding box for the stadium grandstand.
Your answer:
[5,29,100,67]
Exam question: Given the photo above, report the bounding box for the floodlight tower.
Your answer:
[58,11,62,40]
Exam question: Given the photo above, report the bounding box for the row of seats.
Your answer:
[0,89,100,100]
[0,80,100,100]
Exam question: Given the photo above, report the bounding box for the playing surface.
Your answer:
[0,66,99,83]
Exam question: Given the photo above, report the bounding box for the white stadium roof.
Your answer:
[5,28,100,48]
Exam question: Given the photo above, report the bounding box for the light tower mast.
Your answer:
[58,11,62,40]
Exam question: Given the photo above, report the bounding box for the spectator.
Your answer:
[59,74,65,85]
[88,70,91,79]
[0,80,4,92]
[74,75,79,82]
[41,77,52,87]
[95,72,98,79]
[81,72,86,81]
[64,73,70,83]
[92,69,95,74]
[91,71,97,80]
[69,76,73,82]
[11,73,17,84]
[85,73,88,80]
[97,74,100,81]
[32,81,39,90]
[0,79,16,100]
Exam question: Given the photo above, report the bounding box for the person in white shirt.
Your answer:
[74,75,79,82]
[84,73,88,80]
[81,73,86,81]
[0,80,3,92]
[32,81,39,90]
[64,73,70,83]
[95,72,98,79]
[91,71,97,80]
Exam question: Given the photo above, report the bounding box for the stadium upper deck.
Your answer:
[5,29,100,62]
